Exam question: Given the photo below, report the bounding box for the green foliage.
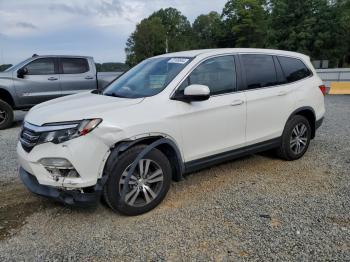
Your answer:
[149,8,194,52]
[124,1,350,68]
[192,12,225,48]
[222,0,267,48]
[125,8,193,66]
[267,0,349,67]
[0,64,12,72]
[125,17,167,66]
[95,62,129,72]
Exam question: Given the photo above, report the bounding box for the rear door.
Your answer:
[239,54,295,145]
[174,55,246,162]
[59,57,96,96]
[14,57,61,106]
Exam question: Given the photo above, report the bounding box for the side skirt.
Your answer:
[184,137,281,174]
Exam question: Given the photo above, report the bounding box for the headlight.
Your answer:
[38,118,102,144]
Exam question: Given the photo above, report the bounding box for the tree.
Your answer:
[125,17,166,66]
[192,12,225,48]
[95,63,129,72]
[149,8,193,52]
[336,0,350,66]
[267,0,347,66]
[222,0,268,48]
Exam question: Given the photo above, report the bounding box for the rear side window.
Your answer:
[241,54,277,89]
[277,56,312,83]
[178,56,236,95]
[61,58,89,74]
[26,58,55,75]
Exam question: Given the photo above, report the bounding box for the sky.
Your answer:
[0,0,227,65]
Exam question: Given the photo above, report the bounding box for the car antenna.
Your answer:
[32,54,38,57]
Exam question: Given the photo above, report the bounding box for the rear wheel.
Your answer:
[0,100,14,130]
[103,145,171,215]
[277,115,311,161]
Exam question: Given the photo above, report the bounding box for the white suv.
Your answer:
[17,49,325,215]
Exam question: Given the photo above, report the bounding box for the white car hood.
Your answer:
[25,92,144,126]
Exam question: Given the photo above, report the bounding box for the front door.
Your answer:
[174,55,246,162]
[14,57,61,107]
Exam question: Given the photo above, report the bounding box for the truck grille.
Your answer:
[20,127,40,152]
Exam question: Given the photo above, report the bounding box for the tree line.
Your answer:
[125,0,350,68]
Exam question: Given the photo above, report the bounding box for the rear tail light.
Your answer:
[319,85,327,96]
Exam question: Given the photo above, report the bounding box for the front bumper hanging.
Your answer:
[19,167,102,207]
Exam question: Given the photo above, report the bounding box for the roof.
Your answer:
[30,55,93,59]
[157,48,310,60]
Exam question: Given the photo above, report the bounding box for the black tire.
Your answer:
[277,115,311,161]
[103,145,172,216]
[0,99,14,130]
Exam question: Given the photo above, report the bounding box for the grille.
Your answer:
[20,127,40,152]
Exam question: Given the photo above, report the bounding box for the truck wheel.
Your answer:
[103,145,172,216]
[0,100,14,130]
[277,115,311,161]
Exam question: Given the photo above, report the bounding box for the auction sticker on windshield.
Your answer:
[168,58,189,64]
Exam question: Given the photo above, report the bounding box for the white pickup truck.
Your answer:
[0,55,123,129]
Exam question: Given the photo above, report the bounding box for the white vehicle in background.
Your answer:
[17,49,325,215]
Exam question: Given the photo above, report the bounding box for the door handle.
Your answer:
[48,77,58,81]
[231,100,244,106]
[85,76,94,80]
[277,91,288,96]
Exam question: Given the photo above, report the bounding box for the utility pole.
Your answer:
[165,36,168,53]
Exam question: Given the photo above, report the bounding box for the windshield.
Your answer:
[4,57,33,72]
[103,57,192,98]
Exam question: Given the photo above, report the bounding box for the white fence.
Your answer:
[316,68,350,87]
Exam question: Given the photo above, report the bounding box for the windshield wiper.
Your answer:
[104,92,128,98]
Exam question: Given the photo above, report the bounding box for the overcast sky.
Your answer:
[0,0,227,65]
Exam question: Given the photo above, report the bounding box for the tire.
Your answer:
[103,145,172,216]
[0,99,14,130]
[277,115,311,161]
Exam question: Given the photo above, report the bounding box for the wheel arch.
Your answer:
[105,135,185,182]
[287,106,316,139]
[0,88,15,108]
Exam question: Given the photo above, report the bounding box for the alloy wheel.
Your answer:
[290,123,308,155]
[119,159,164,207]
[0,109,8,125]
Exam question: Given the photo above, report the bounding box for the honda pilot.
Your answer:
[17,49,325,215]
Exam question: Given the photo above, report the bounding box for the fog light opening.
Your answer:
[39,158,80,179]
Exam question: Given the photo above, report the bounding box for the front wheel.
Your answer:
[0,100,14,130]
[277,115,311,161]
[103,145,172,215]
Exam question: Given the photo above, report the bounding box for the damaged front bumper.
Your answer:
[19,167,103,207]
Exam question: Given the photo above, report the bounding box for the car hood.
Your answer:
[25,92,144,126]
[0,71,12,79]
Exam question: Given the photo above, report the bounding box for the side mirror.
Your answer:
[17,67,28,78]
[173,84,210,102]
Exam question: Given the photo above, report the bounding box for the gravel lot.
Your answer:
[0,96,349,261]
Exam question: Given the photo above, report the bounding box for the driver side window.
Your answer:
[26,58,56,75]
[178,55,237,95]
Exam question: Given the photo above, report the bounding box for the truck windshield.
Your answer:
[103,57,192,98]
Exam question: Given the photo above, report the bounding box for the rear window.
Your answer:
[277,56,312,83]
[61,58,89,74]
[241,54,277,89]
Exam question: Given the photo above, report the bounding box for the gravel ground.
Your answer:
[0,96,349,261]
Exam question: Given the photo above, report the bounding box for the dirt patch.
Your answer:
[0,181,53,241]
